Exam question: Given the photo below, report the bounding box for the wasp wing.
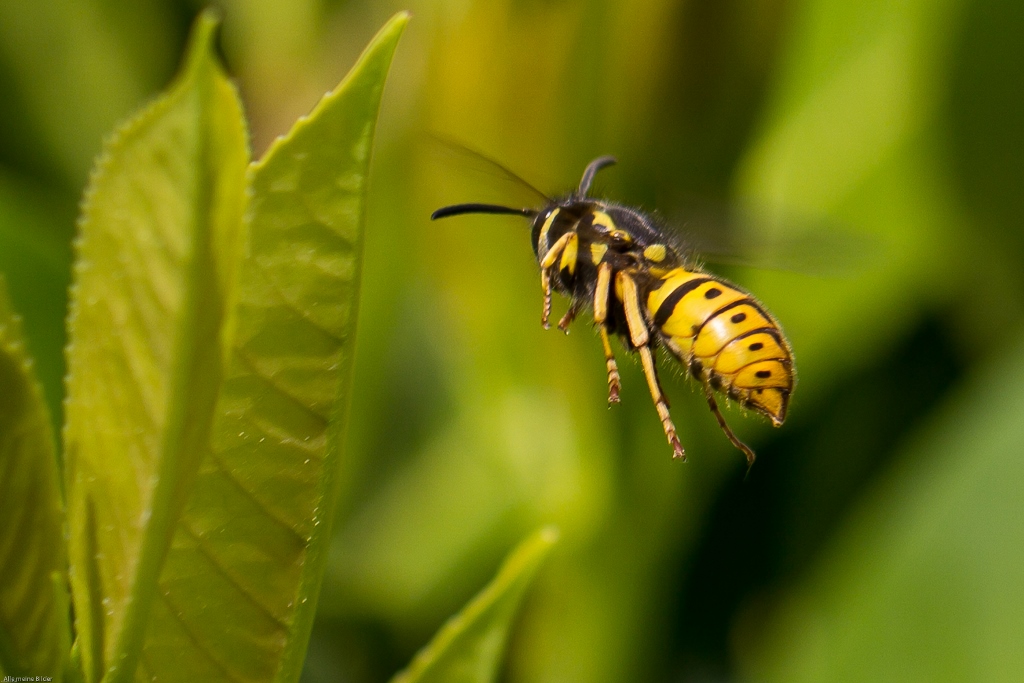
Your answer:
[423,134,552,208]
[659,198,881,278]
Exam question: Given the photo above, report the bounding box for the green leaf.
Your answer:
[737,332,1024,682]
[136,12,408,683]
[0,276,68,680]
[63,12,249,683]
[392,526,559,683]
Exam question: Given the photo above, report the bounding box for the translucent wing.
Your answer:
[422,134,552,209]
[659,197,881,278]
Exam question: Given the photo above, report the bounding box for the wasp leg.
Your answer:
[558,299,580,333]
[701,381,756,471]
[617,271,684,459]
[593,263,620,402]
[615,271,649,347]
[540,270,553,328]
[598,326,621,403]
[539,232,573,329]
[594,262,612,322]
[639,346,685,460]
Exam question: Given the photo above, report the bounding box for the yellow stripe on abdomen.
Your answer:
[692,303,772,358]
[646,268,704,319]
[648,270,747,340]
[734,360,790,390]
[713,331,788,374]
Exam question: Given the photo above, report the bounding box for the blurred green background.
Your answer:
[2,0,1023,681]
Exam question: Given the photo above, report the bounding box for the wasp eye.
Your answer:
[609,230,632,249]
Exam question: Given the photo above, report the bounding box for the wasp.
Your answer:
[432,156,794,466]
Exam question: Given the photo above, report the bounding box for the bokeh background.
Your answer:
[2,0,1023,680]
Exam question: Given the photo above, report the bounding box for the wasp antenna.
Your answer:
[431,203,538,220]
[578,155,617,197]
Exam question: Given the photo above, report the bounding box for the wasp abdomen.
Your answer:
[647,267,794,425]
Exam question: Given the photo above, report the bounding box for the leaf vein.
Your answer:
[156,589,248,683]
[206,449,309,544]
[175,520,292,630]
[248,266,346,344]
[233,348,331,425]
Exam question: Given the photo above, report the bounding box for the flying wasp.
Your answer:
[431,155,794,466]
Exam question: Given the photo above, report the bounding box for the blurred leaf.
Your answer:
[138,12,408,683]
[215,0,325,152]
[63,13,248,683]
[948,0,1024,243]
[391,526,559,683]
[0,0,175,187]
[737,330,1024,682]
[733,0,965,401]
[0,275,68,680]
[320,389,590,632]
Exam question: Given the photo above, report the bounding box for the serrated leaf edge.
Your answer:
[262,12,409,683]
[0,275,67,680]
[63,11,249,683]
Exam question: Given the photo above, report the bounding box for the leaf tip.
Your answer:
[388,526,560,683]
[483,526,560,601]
[538,525,560,545]
[368,10,411,54]
[506,525,559,576]
[180,7,226,77]
[387,10,413,30]
[190,7,223,46]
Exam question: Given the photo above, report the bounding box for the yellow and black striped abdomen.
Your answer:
[647,268,794,425]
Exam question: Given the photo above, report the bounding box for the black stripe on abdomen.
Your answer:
[690,298,774,340]
[653,277,713,328]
